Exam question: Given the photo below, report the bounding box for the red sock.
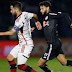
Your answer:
[18,64,37,72]
[11,69,17,72]
[18,64,27,71]
[8,60,17,72]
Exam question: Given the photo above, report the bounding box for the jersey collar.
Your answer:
[16,13,22,19]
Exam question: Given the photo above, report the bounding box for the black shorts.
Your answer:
[42,38,64,61]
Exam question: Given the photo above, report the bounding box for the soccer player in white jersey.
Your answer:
[0,1,42,72]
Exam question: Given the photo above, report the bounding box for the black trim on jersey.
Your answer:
[20,22,24,33]
[20,26,23,33]
[16,13,22,19]
[22,55,28,59]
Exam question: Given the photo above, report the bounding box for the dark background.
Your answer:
[0,0,72,40]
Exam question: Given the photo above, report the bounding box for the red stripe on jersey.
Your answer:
[21,45,25,53]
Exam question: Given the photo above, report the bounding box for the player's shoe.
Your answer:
[51,70,54,72]
[44,70,54,72]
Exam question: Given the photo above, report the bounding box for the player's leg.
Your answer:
[57,54,72,66]
[7,45,19,72]
[38,58,51,72]
[18,45,37,72]
[57,54,67,65]
[38,44,53,72]
[56,38,72,67]
[7,54,17,72]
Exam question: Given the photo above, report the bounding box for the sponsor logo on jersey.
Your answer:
[43,21,49,27]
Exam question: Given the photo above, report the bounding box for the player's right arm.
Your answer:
[0,24,20,36]
[0,19,23,36]
[0,30,16,36]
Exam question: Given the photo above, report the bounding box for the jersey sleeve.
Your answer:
[12,21,23,32]
[27,12,34,19]
[62,13,72,26]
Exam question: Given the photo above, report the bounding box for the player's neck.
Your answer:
[16,11,22,17]
[47,9,50,14]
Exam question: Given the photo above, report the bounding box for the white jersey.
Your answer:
[12,12,34,46]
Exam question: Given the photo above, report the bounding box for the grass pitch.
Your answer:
[0,57,72,72]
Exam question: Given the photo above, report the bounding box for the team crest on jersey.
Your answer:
[45,16,48,20]
[45,21,49,26]
[43,21,49,27]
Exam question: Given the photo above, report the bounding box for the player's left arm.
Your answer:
[33,14,42,30]
[27,12,42,30]
[31,27,35,32]
[68,16,72,28]
[0,30,16,36]
[62,13,72,28]
[70,22,72,28]
[57,12,72,28]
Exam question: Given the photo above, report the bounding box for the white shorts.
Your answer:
[10,44,33,65]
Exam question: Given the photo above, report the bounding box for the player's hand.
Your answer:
[70,24,72,28]
[35,21,42,30]
[31,27,35,32]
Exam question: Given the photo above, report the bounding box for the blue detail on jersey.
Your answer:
[12,25,19,32]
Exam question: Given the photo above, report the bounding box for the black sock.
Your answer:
[25,66,32,72]
[25,66,36,72]
[67,60,72,66]
[40,64,51,72]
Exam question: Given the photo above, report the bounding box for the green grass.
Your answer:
[0,57,72,72]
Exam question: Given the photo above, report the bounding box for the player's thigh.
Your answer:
[22,45,33,57]
[17,53,28,65]
[57,54,67,65]
[38,58,47,67]
[9,45,19,59]
[17,45,33,65]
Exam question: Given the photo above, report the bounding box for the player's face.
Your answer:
[40,5,47,15]
[10,5,16,16]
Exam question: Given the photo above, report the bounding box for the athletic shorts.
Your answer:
[42,38,64,61]
[10,44,33,65]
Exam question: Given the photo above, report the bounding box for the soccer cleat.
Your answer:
[44,70,53,72]
[51,70,54,72]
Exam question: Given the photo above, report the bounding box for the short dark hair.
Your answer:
[39,1,51,8]
[10,1,22,10]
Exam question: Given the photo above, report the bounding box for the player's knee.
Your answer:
[7,54,14,61]
[7,56,12,61]
[38,62,44,67]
